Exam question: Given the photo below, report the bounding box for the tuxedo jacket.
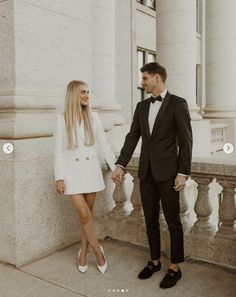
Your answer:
[116,92,193,181]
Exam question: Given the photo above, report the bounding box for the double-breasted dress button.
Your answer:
[86,157,90,160]
[76,158,79,161]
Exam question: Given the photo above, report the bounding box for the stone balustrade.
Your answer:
[100,155,236,268]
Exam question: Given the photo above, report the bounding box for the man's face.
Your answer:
[141,71,159,94]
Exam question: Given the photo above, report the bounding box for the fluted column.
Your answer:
[204,0,236,118]
[156,0,201,120]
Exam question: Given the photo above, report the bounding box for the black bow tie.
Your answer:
[150,95,163,103]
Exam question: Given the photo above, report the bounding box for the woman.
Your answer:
[54,80,116,274]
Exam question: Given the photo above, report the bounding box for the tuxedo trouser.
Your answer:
[139,163,184,264]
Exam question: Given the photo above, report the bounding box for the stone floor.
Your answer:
[0,239,235,297]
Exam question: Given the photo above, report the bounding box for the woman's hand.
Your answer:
[174,175,186,191]
[111,166,124,184]
[55,180,65,195]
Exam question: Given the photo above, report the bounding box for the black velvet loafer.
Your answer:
[160,268,182,288]
[138,261,161,279]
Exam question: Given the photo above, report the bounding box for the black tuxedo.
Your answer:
[116,91,193,263]
[116,91,192,180]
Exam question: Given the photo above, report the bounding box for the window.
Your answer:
[196,64,202,106]
[136,0,156,11]
[146,0,156,10]
[137,48,156,101]
[147,52,156,63]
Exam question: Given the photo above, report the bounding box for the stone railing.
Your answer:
[98,155,236,268]
[210,123,227,152]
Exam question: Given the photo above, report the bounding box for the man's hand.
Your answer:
[55,180,65,195]
[174,175,186,191]
[111,166,124,184]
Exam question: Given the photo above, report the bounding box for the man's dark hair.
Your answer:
[140,62,167,83]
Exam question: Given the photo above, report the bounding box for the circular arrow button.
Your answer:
[3,143,14,154]
[223,143,234,154]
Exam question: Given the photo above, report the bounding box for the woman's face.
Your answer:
[79,84,89,106]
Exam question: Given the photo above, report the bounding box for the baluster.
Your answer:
[216,180,236,240]
[207,178,222,228]
[191,176,215,235]
[127,169,144,222]
[109,174,129,219]
[180,177,196,232]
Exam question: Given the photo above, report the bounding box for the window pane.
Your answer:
[137,50,145,87]
[147,53,156,63]
[196,0,202,34]
[137,88,143,101]
[136,0,143,4]
[196,64,202,106]
[146,0,155,10]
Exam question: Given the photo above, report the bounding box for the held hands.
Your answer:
[174,175,186,191]
[55,180,65,195]
[111,166,124,184]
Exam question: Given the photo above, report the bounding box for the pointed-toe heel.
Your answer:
[78,249,88,273]
[96,245,107,274]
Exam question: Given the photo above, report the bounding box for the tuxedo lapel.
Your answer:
[143,98,152,139]
[151,91,172,139]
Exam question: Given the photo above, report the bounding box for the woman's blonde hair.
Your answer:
[64,80,95,149]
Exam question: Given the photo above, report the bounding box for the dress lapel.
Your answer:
[150,91,172,139]
[78,120,85,140]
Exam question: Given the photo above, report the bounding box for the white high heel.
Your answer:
[78,249,88,273]
[97,245,107,274]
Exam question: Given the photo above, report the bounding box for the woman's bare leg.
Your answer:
[79,193,96,265]
[70,193,105,266]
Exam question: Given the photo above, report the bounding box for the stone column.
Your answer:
[91,1,123,130]
[204,0,236,119]
[156,0,201,120]
[0,0,92,266]
[156,0,212,157]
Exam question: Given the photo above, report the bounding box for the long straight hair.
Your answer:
[64,80,95,149]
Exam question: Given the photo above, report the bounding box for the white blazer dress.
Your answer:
[53,112,116,195]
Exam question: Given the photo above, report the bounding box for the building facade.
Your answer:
[0,0,235,266]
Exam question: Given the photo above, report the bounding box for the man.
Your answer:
[112,62,192,288]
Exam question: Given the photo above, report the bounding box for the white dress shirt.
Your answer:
[148,89,167,134]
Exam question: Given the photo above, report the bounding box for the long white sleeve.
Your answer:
[93,112,116,171]
[53,114,65,181]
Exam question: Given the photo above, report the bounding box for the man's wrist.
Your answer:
[116,164,125,173]
[177,173,188,177]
